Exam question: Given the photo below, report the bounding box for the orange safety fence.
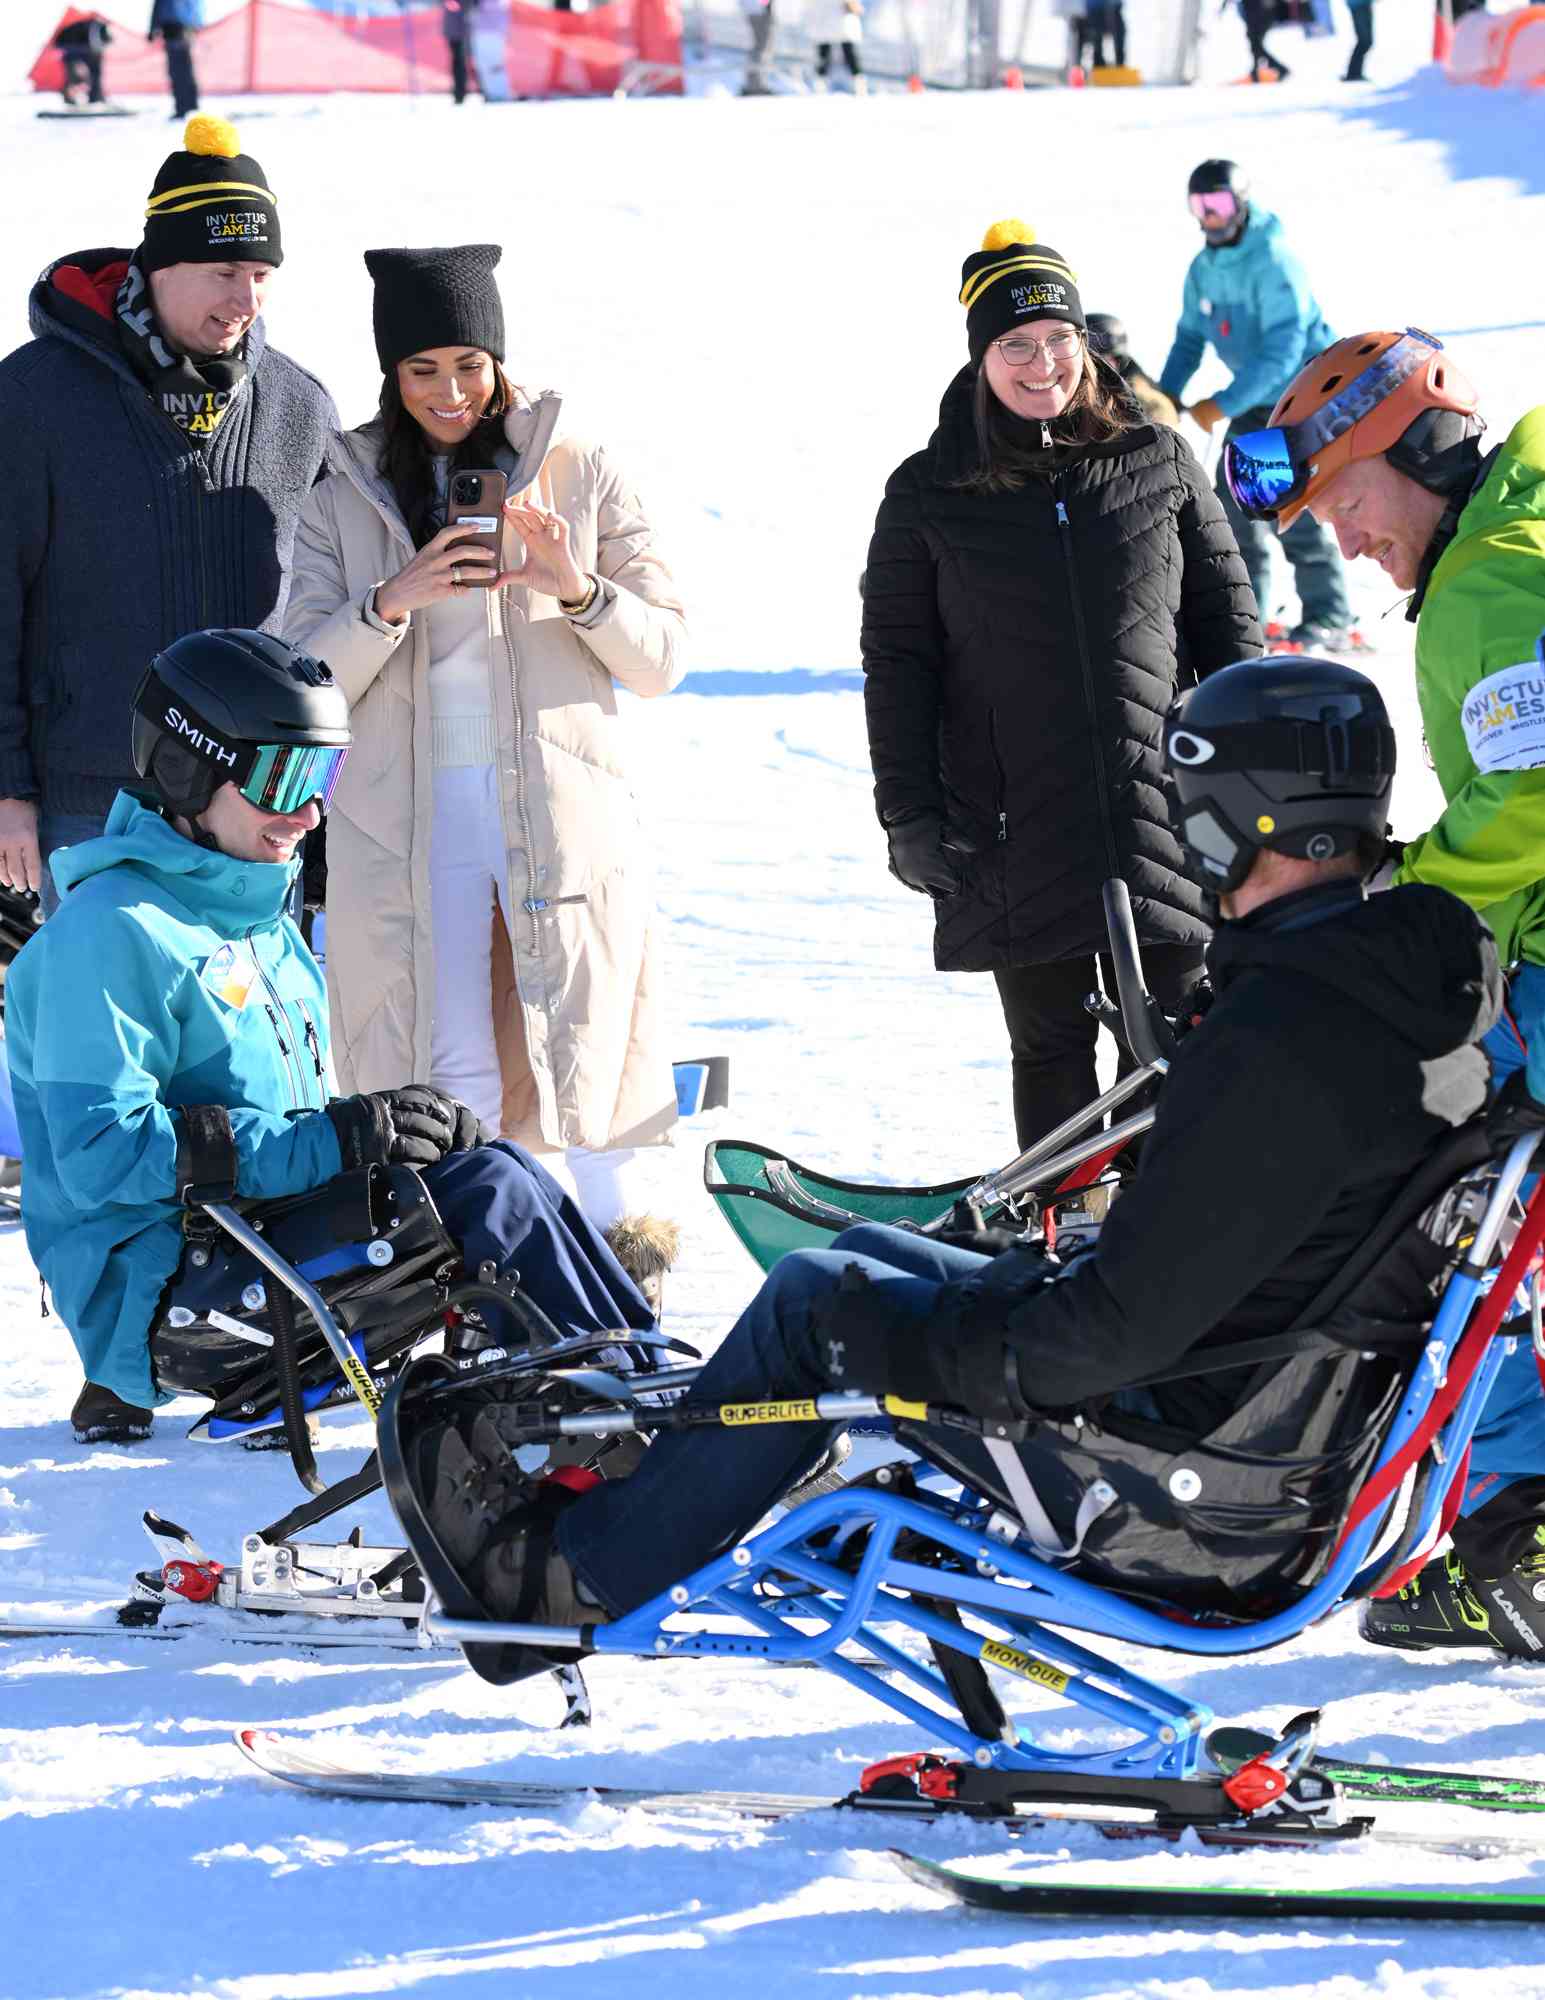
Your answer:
[33,0,683,97]
[1444,2,1545,84]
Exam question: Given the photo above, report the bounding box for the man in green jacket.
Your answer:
[1218,326,1545,1659]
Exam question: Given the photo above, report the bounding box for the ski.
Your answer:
[1208,1725,1545,1815]
[233,1731,1545,1857]
[890,1849,1545,1925]
[0,1610,433,1652]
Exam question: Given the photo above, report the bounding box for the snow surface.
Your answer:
[4,26,1545,1998]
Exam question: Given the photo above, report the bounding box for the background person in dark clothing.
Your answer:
[54,18,112,107]
[861,221,1261,1153]
[1085,312,1179,427]
[1344,0,1375,78]
[149,0,203,116]
[0,115,335,918]
[1239,0,1289,76]
[441,1,473,103]
[398,658,1503,1640]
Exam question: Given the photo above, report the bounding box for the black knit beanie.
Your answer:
[142,115,282,272]
[960,221,1085,367]
[364,244,506,373]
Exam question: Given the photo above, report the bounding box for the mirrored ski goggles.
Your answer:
[238,741,349,817]
[1188,191,1240,223]
[1222,328,1446,521]
[1222,427,1303,519]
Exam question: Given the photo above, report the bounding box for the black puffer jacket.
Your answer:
[861,368,1262,970]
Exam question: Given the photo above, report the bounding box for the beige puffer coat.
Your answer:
[283,389,687,1151]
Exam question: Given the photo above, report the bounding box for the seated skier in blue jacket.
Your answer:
[1159,159,1353,652]
[4,628,655,1444]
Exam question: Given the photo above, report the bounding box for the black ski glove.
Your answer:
[325,1085,461,1171]
[926,1245,1064,1422]
[808,1263,951,1405]
[447,1100,494,1153]
[1489,1066,1545,1144]
[884,810,965,899]
[930,1223,1033,1257]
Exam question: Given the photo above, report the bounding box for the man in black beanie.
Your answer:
[0,111,337,1436]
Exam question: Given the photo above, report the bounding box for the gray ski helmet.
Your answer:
[132,628,351,821]
[1085,313,1130,365]
[1164,656,1395,894]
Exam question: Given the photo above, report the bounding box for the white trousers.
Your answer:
[429,763,643,1230]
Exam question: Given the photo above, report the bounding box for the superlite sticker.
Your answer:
[720,1399,819,1425]
[1461,661,1545,773]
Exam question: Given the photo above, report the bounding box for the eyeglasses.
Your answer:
[1222,329,1445,520]
[239,742,349,817]
[994,327,1084,365]
[1188,191,1240,223]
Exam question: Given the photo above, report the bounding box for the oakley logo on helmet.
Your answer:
[1167,730,1217,766]
[164,705,238,769]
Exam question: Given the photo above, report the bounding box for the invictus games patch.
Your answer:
[1461,651,1545,774]
[202,941,258,1010]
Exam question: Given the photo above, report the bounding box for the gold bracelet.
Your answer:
[560,576,599,617]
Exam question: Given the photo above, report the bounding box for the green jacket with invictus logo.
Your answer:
[1395,407,1545,968]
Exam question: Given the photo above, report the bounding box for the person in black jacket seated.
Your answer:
[398,658,1502,1649]
[861,221,1263,1155]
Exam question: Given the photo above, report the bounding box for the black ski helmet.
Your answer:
[132,628,351,822]
[1188,158,1249,202]
[1085,313,1130,366]
[1164,656,1395,894]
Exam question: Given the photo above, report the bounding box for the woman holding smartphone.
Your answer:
[285,244,687,1291]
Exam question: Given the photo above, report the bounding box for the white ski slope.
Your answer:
[3,25,1545,1997]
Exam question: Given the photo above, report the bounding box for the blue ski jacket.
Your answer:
[1158,209,1335,422]
[5,793,343,1407]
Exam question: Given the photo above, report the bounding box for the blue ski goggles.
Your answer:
[1222,328,1447,522]
[1222,428,1302,520]
[238,741,349,816]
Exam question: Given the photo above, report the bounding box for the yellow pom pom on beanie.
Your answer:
[959,221,1084,364]
[182,113,242,160]
[142,115,282,272]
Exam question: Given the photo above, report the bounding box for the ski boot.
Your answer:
[71,1380,154,1444]
[1359,1535,1545,1658]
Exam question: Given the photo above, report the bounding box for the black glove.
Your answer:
[447,1100,494,1153]
[808,1263,951,1405]
[927,1245,1063,1422]
[931,1223,1033,1257]
[884,811,966,898]
[325,1085,460,1171]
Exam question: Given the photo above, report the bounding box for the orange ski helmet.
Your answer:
[1264,329,1481,530]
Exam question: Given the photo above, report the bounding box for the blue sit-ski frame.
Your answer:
[427,1135,1541,1783]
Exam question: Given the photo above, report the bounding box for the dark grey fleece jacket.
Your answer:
[0,248,338,815]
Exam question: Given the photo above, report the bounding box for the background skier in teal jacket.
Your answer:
[5,629,654,1441]
[1160,159,1353,649]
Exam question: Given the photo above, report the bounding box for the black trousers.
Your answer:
[993,944,1206,1152]
[160,24,199,114]
[1240,0,1285,71]
[448,38,470,101]
[815,39,863,75]
[1344,1,1373,77]
[63,51,106,102]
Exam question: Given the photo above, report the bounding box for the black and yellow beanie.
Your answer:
[363,244,506,374]
[142,115,282,272]
[960,221,1084,366]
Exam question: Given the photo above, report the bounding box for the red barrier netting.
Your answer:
[33,1,682,97]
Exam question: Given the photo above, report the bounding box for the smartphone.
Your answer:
[446,468,508,583]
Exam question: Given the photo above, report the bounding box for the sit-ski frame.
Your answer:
[408,1132,1544,1793]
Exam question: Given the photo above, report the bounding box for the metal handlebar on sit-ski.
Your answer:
[200,1200,382,1418]
[934,878,1173,1222]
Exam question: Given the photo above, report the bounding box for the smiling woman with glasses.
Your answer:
[860,219,1263,1153]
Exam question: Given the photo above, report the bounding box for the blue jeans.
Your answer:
[39,808,108,920]
[1463,964,1545,1527]
[559,1224,988,1613]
